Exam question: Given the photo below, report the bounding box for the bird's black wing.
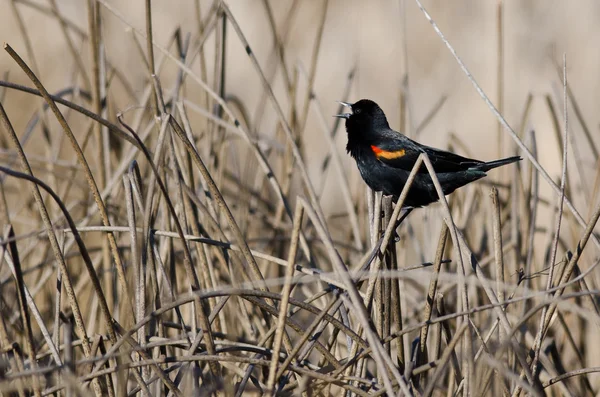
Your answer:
[371,133,482,173]
[421,145,483,172]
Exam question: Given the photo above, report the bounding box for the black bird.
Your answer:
[337,99,520,211]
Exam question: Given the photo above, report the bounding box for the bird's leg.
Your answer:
[393,208,413,241]
[396,207,413,227]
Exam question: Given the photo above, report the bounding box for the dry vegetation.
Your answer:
[0,0,599,396]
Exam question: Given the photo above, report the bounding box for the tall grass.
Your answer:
[0,1,599,396]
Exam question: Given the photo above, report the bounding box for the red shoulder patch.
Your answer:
[371,145,406,160]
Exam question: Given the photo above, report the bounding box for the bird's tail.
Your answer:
[477,156,522,172]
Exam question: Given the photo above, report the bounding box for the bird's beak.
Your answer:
[334,101,352,119]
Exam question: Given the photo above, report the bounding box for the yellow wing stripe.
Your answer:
[371,145,406,160]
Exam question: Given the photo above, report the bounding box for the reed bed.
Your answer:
[0,1,599,396]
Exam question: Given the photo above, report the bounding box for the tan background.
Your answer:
[2,1,597,213]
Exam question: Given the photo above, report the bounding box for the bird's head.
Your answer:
[335,99,390,138]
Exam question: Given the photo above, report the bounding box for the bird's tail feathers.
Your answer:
[477,156,522,172]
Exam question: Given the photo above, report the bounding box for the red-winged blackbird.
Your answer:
[337,99,521,209]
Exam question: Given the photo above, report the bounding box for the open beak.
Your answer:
[334,101,353,119]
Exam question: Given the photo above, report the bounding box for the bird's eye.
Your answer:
[354,108,361,114]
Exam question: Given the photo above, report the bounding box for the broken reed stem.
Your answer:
[419,223,449,362]
[490,186,508,393]
[5,226,42,397]
[382,196,401,372]
[490,187,506,327]
[144,0,159,116]
[266,202,303,392]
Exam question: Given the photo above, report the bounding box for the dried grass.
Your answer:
[0,1,599,396]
